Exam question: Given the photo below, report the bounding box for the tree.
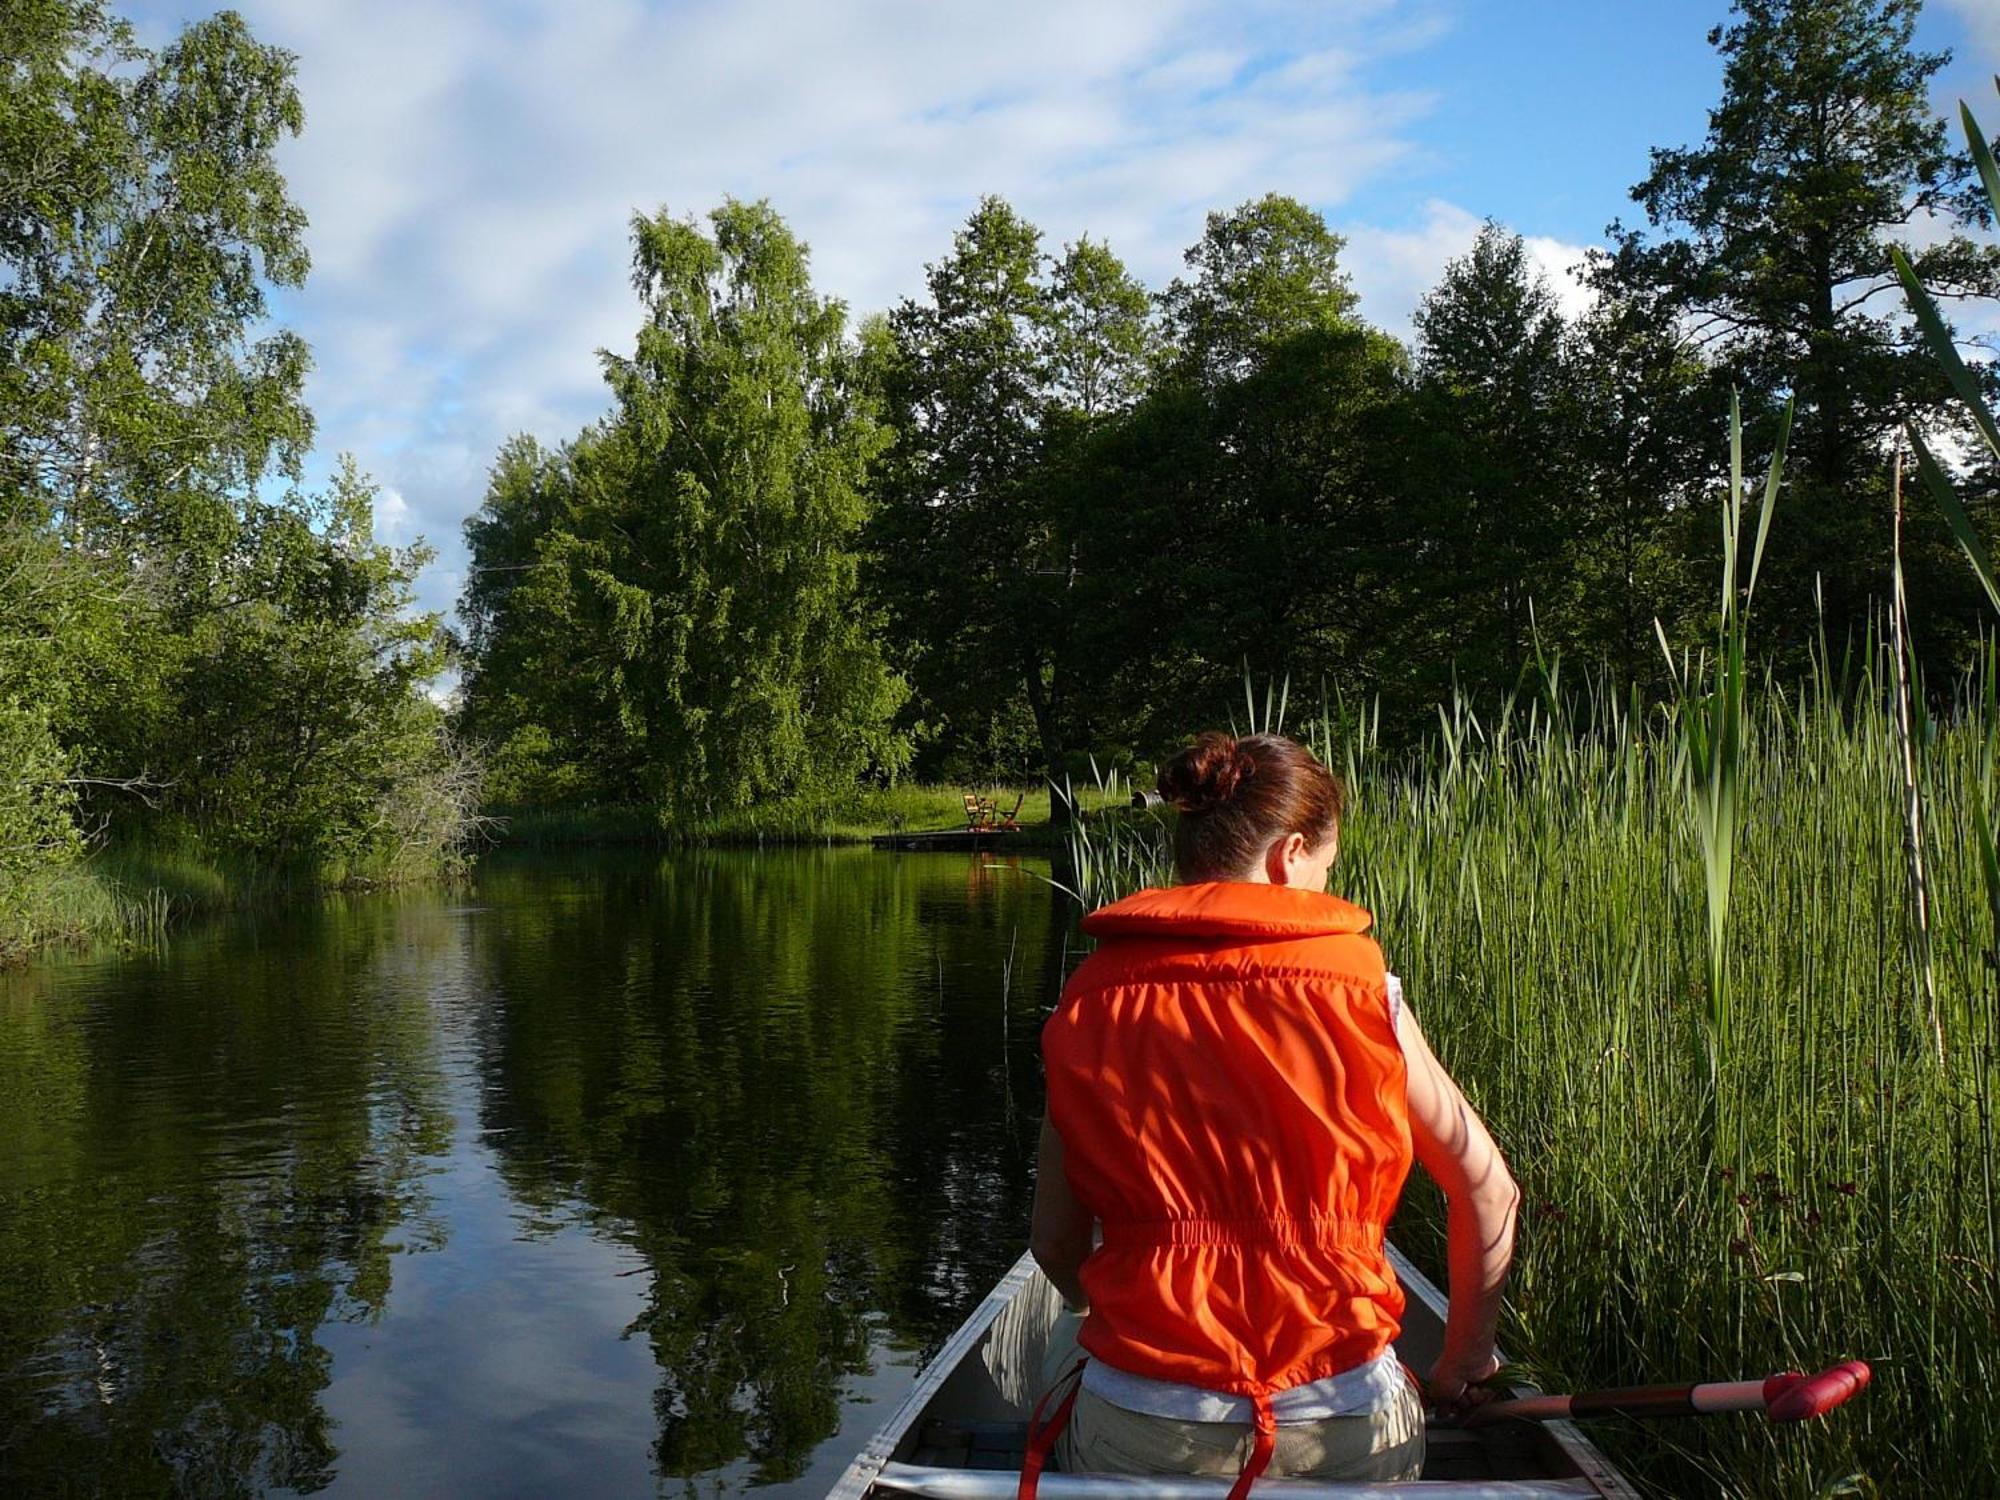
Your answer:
[1406,223,1580,695]
[0,3,473,910]
[458,199,911,819]
[1159,192,1358,385]
[868,200,1154,808]
[1071,195,1407,746]
[1596,0,2000,654]
[1045,235,1156,422]
[1566,298,1729,686]
[161,461,459,871]
[454,433,624,805]
[0,1,312,564]
[1030,235,1158,786]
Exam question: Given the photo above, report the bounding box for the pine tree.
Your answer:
[1597,0,2000,652]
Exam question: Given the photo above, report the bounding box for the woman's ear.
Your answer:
[1266,831,1307,885]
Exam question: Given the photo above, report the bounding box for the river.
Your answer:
[0,847,1068,1497]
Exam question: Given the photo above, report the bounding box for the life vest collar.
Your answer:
[1080,881,1374,942]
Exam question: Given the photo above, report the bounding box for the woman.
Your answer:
[1026,731,1519,1496]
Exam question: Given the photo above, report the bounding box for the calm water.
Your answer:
[0,848,1070,1497]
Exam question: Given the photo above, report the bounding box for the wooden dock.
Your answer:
[869,828,1020,852]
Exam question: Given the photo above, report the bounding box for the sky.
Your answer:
[124,0,2000,631]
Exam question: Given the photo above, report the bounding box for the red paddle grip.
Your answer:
[1762,1361,1871,1421]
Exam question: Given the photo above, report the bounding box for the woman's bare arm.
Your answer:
[1028,1115,1094,1311]
[1398,1000,1520,1414]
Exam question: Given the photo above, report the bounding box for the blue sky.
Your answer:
[125,1,2000,631]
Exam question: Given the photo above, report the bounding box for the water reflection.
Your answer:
[0,895,454,1496]
[0,849,1063,1495]
[464,849,1057,1485]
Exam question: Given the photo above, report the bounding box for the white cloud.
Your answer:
[1523,234,1599,324]
[1342,199,1597,345]
[374,486,413,544]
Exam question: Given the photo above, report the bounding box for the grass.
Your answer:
[0,829,470,969]
[1059,363,2000,1492]
[0,841,219,967]
[485,780,1133,849]
[1064,644,2000,1497]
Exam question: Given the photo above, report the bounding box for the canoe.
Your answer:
[828,1245,1640,1499]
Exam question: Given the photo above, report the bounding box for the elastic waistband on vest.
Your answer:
[1098,1213,1386,1250]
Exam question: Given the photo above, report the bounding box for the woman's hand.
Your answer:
[1425,1350,1502,1420]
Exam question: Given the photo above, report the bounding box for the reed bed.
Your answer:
[1065,649,2000,1497]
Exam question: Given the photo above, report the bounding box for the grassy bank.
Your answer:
[3,778,1113,965]
[486,780,1131,848]
[1066,651,1998,1497]
[0,832,473,970]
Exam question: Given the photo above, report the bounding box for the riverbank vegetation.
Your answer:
[488,780,1127,849]
[2,5,482,962]
[1051,110,2000,1479]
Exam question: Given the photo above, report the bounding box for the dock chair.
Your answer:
[993,792,1025,831]
[962,794,995,830]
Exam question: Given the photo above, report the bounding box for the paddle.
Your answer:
[1465,1360,1871,1426]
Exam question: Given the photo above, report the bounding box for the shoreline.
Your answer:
[2,786,1105,969]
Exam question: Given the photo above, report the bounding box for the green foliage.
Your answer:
[0,3,476,961]
[155,461,462,871]
[1564,296,1724,684]
[1597,0,2000,655]
[489,38,2000,802]
[1406,223,1582,695]
[1894,78,2000,1074]
[868,198,1157,807]
[0,1,313,555]
[1069,639,2000,1495]
[458,199,910,822]
[1158,191,1358,385]
[1065,196,1409,745]
[0,696,82,954]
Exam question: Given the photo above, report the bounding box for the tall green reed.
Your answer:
[1668,392,1792,1151]
[1065,643,1998,1494]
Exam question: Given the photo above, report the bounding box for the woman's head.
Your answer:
[1156,731,1346,887]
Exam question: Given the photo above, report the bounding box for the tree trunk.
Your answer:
[1022,656,1071,827]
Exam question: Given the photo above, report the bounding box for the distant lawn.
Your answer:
[485,780,1136,848]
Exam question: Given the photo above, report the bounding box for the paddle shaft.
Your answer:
[1468,1361,1871,1426]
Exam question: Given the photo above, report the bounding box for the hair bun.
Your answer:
[1158,732,1256,814]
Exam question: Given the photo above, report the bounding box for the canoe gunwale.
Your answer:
[828,1255,1042,1500]
[1383,1245,1639,1500]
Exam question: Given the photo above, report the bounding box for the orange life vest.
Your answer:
[1036,881,1413,1489]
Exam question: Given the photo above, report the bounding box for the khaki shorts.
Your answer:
[1028,1308,1425,1484]
[1053,1375,1426,1484]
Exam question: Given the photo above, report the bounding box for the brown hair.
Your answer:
[1157,731,1346,882]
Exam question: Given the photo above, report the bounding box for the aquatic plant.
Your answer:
[1058,424,2000,1498]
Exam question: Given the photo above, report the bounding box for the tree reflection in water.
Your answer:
[466,848,1063,1486]
[0,896,454,1496]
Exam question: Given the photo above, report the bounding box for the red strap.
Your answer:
[1225,1392,1276,1500]
[1018,1358,1087,1500]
